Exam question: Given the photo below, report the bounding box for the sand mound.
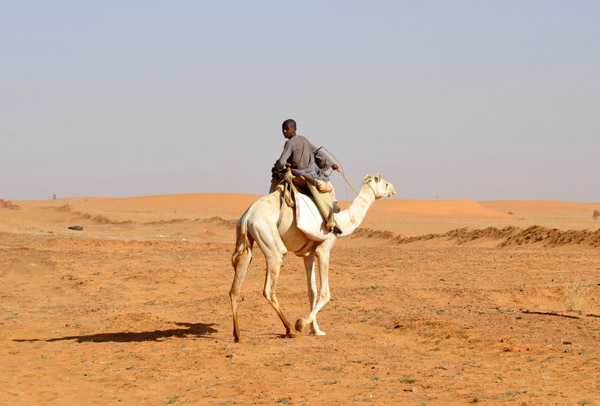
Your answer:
[0,199,22,210]
[52,206,134,225]
[501,225,600,248]
[204,216,237,226]
[55,204,74,212]
[351,228,395,239]
[393,226,600,248]
[76,212,134,225]
[445,226,521,243]
[351,226,520,244]
[56,207,237,227]
[349,225,600,248]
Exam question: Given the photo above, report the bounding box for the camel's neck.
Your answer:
[336,183,376,237]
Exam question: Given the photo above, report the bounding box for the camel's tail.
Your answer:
[231,214,252,269]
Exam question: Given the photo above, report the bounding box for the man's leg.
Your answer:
[306,183,341,233]
[315,180,340,213]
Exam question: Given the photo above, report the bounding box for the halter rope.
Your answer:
[319,146,360,201]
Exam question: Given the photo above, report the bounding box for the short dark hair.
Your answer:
[282,119,296,129]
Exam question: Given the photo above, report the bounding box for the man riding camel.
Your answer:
[271,119,342,234]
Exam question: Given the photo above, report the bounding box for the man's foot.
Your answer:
[315,179,332,193]
[332,225,343,235]
[333,202,341,213]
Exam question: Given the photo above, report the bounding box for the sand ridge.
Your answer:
[353,225,600,248]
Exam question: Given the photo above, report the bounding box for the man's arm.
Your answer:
[313,146,338,171]
[275,140,293,170]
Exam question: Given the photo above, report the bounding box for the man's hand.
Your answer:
[331,164,339,171]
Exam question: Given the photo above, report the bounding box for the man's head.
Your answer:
[282,119,297,139]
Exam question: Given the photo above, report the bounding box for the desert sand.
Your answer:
[1,194,599,405]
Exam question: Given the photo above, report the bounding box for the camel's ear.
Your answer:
[364,175,371,183]
[376,173,381,182]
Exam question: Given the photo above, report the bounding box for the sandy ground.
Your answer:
[1,194,600,405]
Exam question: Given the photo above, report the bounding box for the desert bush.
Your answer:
[564,277,591,312]
[593,209,599,220]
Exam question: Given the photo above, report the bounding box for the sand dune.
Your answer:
[481,200,600,220]
[483,200,600,211]
[366,199,510,218]
[11,195,521,218]
[61,193,261,213]
[11,194,597,221]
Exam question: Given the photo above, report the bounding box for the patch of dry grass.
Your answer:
[564,277,591,312]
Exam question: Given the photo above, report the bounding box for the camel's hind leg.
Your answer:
[302,252,325,335]
[229,240,253,343]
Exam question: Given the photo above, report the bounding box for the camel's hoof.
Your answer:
[295,318,308,333]
[234,335,245,343]
[285,328,298,338]
[310,330,326,336]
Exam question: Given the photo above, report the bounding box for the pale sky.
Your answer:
[2,1,599,202]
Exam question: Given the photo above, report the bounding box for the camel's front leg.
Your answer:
[296,242,333,334]
[301,253,326,335]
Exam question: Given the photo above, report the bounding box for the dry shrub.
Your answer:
[564,277,591,312]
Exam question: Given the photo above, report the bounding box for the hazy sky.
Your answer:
[2,1,599,202]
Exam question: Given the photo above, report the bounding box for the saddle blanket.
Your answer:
[294,191,336,241]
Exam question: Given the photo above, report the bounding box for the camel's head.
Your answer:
[364,174,396,199]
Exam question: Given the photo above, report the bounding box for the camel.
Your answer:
[229,174,396,342]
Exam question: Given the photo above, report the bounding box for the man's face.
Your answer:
[282,125,296,139]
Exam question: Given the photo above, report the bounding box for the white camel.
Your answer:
[229,174,396,342]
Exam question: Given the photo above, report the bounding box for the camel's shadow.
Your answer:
[13,322,218,343]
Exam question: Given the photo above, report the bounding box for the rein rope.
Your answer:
[319,146,360,201]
